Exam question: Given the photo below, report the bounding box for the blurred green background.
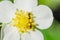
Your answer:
[0,0,60,40]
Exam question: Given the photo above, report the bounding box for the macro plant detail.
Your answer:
[0,0,53,40]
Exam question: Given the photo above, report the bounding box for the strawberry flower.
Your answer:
[0,0,53,40]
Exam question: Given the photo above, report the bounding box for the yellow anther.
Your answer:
[24,11,29,18]
[29,19,33,22]
[12,10,36,34]
[28,23,30,26]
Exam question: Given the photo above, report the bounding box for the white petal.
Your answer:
[0,1,16,23]
[21,29,44,40]
[32,5,54,29]
[21,33,31,40]
[14,0,37,12]
[30,30,44,40]
[23,0,37,12]
[2,25,20,40]
[14,0,24,10]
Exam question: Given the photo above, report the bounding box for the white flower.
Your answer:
[0,0,53,40]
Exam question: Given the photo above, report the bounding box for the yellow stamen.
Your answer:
[12,10,36,34]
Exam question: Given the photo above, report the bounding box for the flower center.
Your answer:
[12,10,36,34]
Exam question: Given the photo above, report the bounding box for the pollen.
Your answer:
[12,10,36,34]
